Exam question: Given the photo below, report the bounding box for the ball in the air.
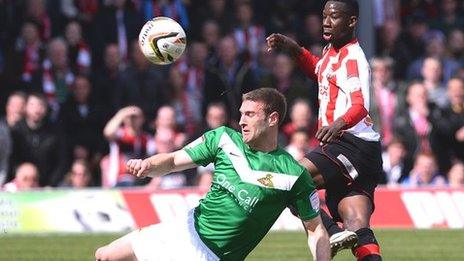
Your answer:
[138,17,187,65]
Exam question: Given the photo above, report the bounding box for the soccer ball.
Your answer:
[138,17,187,65]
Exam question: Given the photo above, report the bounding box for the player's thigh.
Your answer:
[96,231,137,261]
[338,193,373,231]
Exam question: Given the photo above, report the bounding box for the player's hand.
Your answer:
[316,118,347,144]
[126,158,152,178]
[266,33,301,56]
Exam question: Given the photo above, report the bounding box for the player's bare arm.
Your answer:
[126,149,197,178]
[303,216,331,261]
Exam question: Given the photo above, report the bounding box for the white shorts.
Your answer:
[130,209,219,261]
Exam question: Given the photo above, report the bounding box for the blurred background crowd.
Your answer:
[0,0,463,192]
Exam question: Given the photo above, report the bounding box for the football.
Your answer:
[138,17,187,65]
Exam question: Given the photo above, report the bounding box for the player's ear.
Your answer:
[349,16,357,28]
[268,111,279,127]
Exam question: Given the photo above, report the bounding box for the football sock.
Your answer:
[352,228,382,261]
[320,209,343,236]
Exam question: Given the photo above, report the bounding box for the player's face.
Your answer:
[322,1,356,45]
[239,100,270,144]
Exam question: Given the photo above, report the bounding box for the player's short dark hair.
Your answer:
[329,0,359,17]
[242,88,287,125]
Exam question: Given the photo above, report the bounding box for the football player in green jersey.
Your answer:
[95,88,330,261]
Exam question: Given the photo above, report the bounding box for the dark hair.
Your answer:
[8,91,27,101]
[27,92,47,105]
[328,0,359,17]
[207,101,227,113]
[242,88,287,125]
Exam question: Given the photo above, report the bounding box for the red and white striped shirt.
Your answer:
[296,39,380,142]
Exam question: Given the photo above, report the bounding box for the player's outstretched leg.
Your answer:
[338,194,382,261]
[95,232,137,261]
[320,210,358,258]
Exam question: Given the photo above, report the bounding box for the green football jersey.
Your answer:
[184,126,319,260]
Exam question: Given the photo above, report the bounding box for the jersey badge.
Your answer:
[257,174,274,188]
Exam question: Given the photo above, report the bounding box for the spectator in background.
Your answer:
[64,20,91,74]
[285,130,310,161]
[191,102,228,188]
[58,75,106,172]
[2,162,39,192]
[102,106,154,187]
[11,20,45,86]
[380,139,406,186]
[254,43,275,84]
[139,0,189,30]
[167,66,188,130]
[146,128,187,189]
[420,57,447,108]
[201,20,221,64]
[447,28,464,64]
[92,43,122,111]
[429,0,464,35]
[114,41,167,121]
[298,12,323,49]
[190,0,234,37]
[92,0,143,65]
[10,93,68,187]
[394,82,437,176]
[233,2,265,65]
[401,153,445,187]
[3,91,27,129]
[173,41,209,135]
[207,36,256,126]
[32,38,74,121]
[0,92,27,185]
[24,0,54,41]
[152,105,186,150]
[60,159,92,188]
[262,53,310,109]
[370,56,400,146]
[376,18,423,80]
[448,161,464,188]
[60,0,100,28]
[431,77,464,172]
[407,30,460,83]
[281,99,318,148]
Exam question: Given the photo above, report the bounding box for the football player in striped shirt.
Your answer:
[267,1,383,260]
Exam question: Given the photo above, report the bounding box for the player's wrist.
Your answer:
[336,117,348,130]
[289,45,302,57]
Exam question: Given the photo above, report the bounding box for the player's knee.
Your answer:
[352,228,381,261]
[95,246,110,261]
[343,216,366,231]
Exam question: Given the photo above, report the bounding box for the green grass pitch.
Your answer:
[1,229,463,260]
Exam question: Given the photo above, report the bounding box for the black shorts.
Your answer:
[306,132,383,222]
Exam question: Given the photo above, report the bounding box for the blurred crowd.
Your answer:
[0,0,463,192]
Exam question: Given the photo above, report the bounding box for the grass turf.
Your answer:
[1,229,463,260]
